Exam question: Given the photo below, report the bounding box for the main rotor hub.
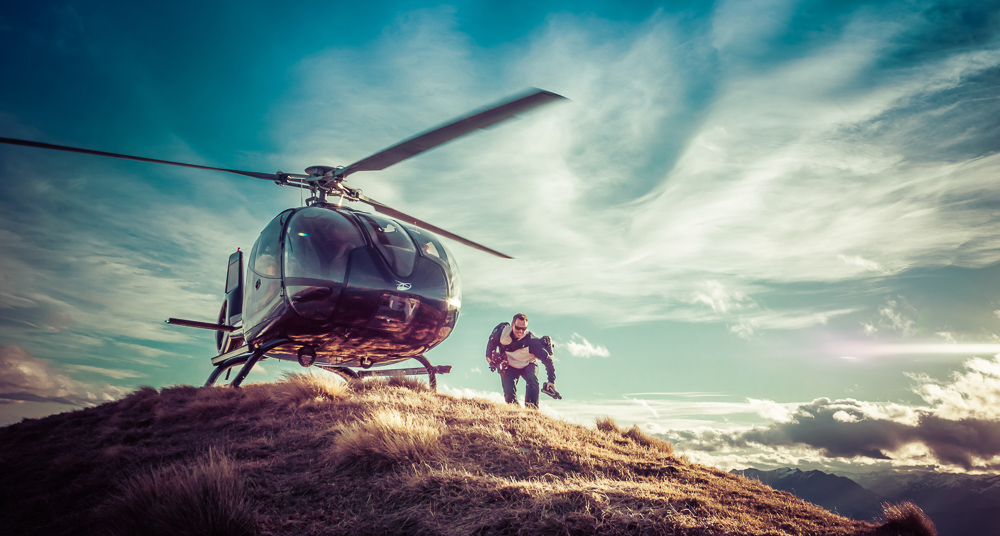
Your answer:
[304,165,335,176]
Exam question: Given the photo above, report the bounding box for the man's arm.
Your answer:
[538,354,556,384]
[486,323,505,357]
[528,337,556,383]
[486,323,507,372]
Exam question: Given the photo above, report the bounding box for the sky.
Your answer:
[2,0,1000,475]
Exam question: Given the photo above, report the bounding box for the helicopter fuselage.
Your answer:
[222,203,462,369]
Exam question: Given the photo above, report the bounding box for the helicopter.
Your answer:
[0,88,565,390]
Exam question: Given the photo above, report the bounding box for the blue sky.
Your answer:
[3,0,1000,474]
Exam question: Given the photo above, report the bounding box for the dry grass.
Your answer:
[867,502,937,536]
[329,408,445,471]
[0,377,937,536]
[271,371,351,405]
[599,415,675,455]
[97,451,258,536]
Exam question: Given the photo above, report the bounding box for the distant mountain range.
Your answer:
[732,468,884,521]
[732,467,1000,536]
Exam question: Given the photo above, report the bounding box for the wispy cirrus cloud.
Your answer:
[272,3,1000,338]
[0,151,269,348]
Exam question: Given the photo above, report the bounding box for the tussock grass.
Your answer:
[385,374,431,391]
[624,424,675,454]
[596,415,676,454]
[271,371,351,405]
[117,385,159,412]
[330,408,445,471]
[869,502,936,536]
[596,415,619,433]
[0,377,937,536]
[97,451,258,536]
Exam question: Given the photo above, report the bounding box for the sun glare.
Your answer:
[831,342,1000,359]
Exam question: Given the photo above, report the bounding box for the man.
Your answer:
[485,313,556,408]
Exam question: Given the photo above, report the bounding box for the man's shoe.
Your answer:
[541,384,562,399]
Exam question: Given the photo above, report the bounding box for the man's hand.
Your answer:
[542,382,555,391]
[487,351,504,372]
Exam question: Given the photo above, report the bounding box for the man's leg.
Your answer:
[523,363,540,409]
[500,367,519,404]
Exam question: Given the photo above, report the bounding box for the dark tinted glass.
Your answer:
[225,256,241,293]
[355,213,418,277]
[250,211,290,278]
[284,207,366,282]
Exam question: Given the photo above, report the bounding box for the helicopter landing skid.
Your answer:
[316,355,450,391]
[204,338,292,388]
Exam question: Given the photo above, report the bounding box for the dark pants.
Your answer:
[501,363,539,408]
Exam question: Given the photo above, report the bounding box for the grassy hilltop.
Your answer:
[0,375,935,536]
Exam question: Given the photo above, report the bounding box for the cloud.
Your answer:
[2,3,1000,440]
[728,323,756,339]
[710,0,796,52]
[912,354,1000,420]
[747,397,795,422]
[0,146,269,377]
[0,344,123,406]
[838,254,889,275]
[533,393,800,436]
[877,297,919,336]
[730,307,859,339]
[562,333,610,358]
[5,2,978,351]
[438,383,505,405]
[665,355,1000,471]
[62,364,146,380]
[690,280,758,315]
[261,3,1000,337]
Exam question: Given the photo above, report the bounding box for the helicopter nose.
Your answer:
[293,287,333,302]
[368,293,420,332]
[287,284,342,320]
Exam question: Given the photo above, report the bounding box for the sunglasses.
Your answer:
[512,325,527,331]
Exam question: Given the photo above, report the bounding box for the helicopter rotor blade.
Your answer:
[0,136,310,182]
[355,193,513,259]
[336,88,566,180]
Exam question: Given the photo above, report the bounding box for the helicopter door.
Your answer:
[216,249,244,353]
[243,210,292,336]
[224,250,244,325]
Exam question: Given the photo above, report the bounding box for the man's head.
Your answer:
[511,313,528,340]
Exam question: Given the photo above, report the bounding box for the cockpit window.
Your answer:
[284,207,366,282]
[249,210,290,278]
[355,213,418,277]
[445,242,461,302]
[403,224,449,265]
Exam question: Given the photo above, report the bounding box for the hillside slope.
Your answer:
[0,375,935,536]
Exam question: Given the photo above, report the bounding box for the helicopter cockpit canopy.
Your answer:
[284,207,366,283]
[403,222,462,306]
[279,207,366,320]
[355,213,418,278]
